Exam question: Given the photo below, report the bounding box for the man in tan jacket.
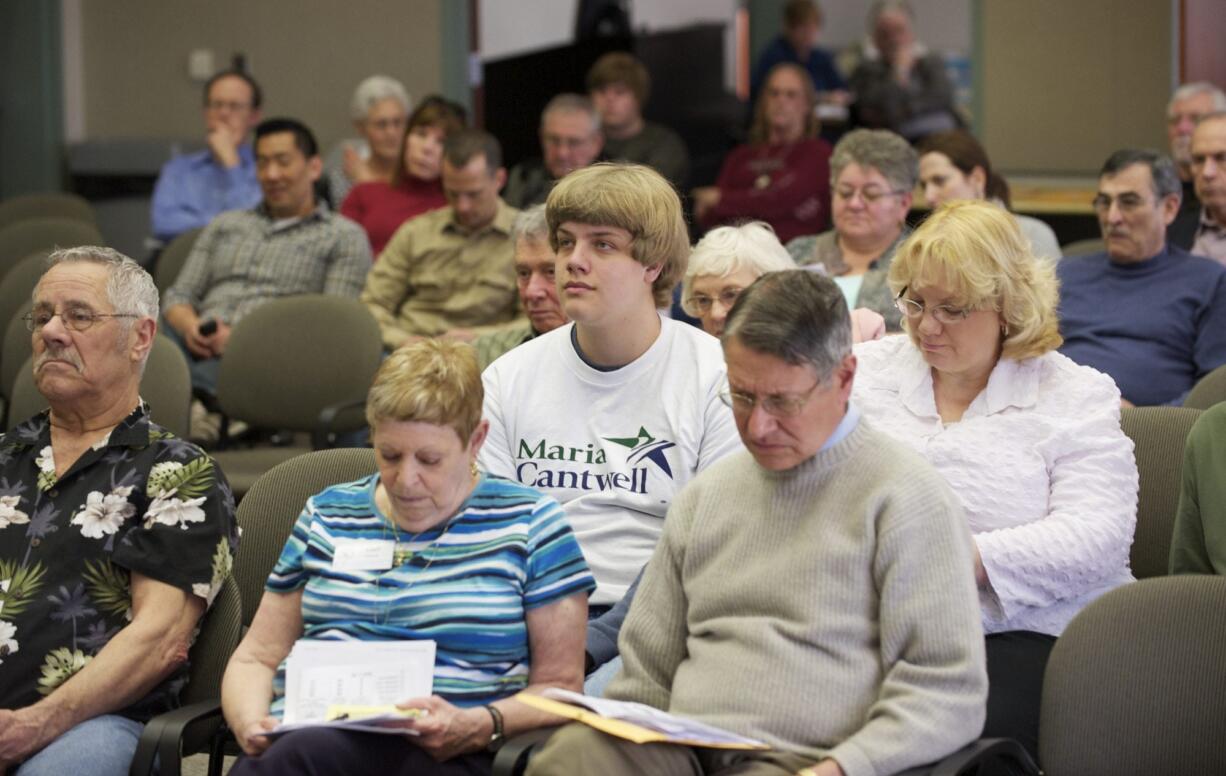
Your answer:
[361,129,519,350]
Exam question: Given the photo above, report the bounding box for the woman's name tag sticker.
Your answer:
[332,539,395,571]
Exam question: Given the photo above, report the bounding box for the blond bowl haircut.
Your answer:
[681,221,796,317]
[546,162,689,309]
[888,200,1062,361]
[365,339,483,444]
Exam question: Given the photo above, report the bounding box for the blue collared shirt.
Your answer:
[819,402,861,452]
[150,145,262,242]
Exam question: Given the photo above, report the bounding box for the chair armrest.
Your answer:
[312,397,368,449]
[895,737,1039,776]
[127,699,226,776]
[492,727,556,776]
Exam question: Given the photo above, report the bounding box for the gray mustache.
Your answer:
[34,348,83,373]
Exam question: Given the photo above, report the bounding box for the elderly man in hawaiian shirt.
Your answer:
[0,246,238,776]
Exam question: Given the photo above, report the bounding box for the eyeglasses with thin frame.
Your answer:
[719,376,823,418]
[687,287,743,314]
[542,134,593,150]
[25,306,139,332]
[893,286,976,325]
[1090,193,1151,214]
[834,185,907,205]
[365,116,407,132]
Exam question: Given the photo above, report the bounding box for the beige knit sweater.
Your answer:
[608,419,988,776]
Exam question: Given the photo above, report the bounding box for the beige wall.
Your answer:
[981,0,1173,175]
[80,0,443,150]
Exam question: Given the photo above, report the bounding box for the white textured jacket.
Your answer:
[854,336,1139,635]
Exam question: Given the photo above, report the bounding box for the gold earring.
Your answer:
[470,460,479,478]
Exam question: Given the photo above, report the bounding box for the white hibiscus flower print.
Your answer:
[143,494,207,531]
[35,446,54,474]
[71,486,137,539]
[89,430,113,451]
[0,495,29,529]
[35,446,56,492]
[0,621,18,665]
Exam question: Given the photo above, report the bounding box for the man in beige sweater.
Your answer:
[528,270,987,776]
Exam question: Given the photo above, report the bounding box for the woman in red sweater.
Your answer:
[692,63,832,244]
[342,97,466,256]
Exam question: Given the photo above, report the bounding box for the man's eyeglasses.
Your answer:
[543,134,592,150]
[365,117,407,132]
[893,287,975,325]
[834,186,906,205]
[687,288,743,314]
[25,307,138,332]
[1090,193,1150,214]
[719,377,822,418]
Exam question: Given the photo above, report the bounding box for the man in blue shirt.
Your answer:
[149,70,264,244]
[162,118,372,398]
[1058,149,1226,406]
[750,0,847,110]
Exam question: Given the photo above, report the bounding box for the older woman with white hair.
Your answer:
[852,199,1138,763]
[684,221,886,341]
[325,75,412,204]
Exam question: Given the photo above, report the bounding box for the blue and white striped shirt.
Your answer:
[266,473,595,715]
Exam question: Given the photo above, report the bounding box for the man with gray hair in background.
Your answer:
[472,204,570,369]
[528,270,987,776]
[1189,109,1226,264]
[0,247,238,775]
[502,94,605,208]
[1164,82,1226,249]
[1058,149,1226,405]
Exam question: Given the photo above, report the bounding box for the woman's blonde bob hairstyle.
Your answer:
[546,162,689,309]
[365,339,483,443]
[888,200,1062,360]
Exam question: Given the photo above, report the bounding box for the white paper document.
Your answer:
[281,639,436,725]
[539,688,769,748]
[258,712,424,740]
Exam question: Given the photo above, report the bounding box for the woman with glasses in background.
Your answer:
[851,200,1138,767]
[324,75,412,206]
[785,128,918,331]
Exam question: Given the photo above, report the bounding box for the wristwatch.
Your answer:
[484,704,505,751]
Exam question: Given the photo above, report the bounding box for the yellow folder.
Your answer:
[513,692,770,750]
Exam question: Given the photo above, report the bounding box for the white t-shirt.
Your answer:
[480,317,743,605]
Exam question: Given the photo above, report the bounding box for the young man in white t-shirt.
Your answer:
[480,163,742,675]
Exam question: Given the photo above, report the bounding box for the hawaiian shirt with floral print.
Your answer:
[0,403,238,720]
